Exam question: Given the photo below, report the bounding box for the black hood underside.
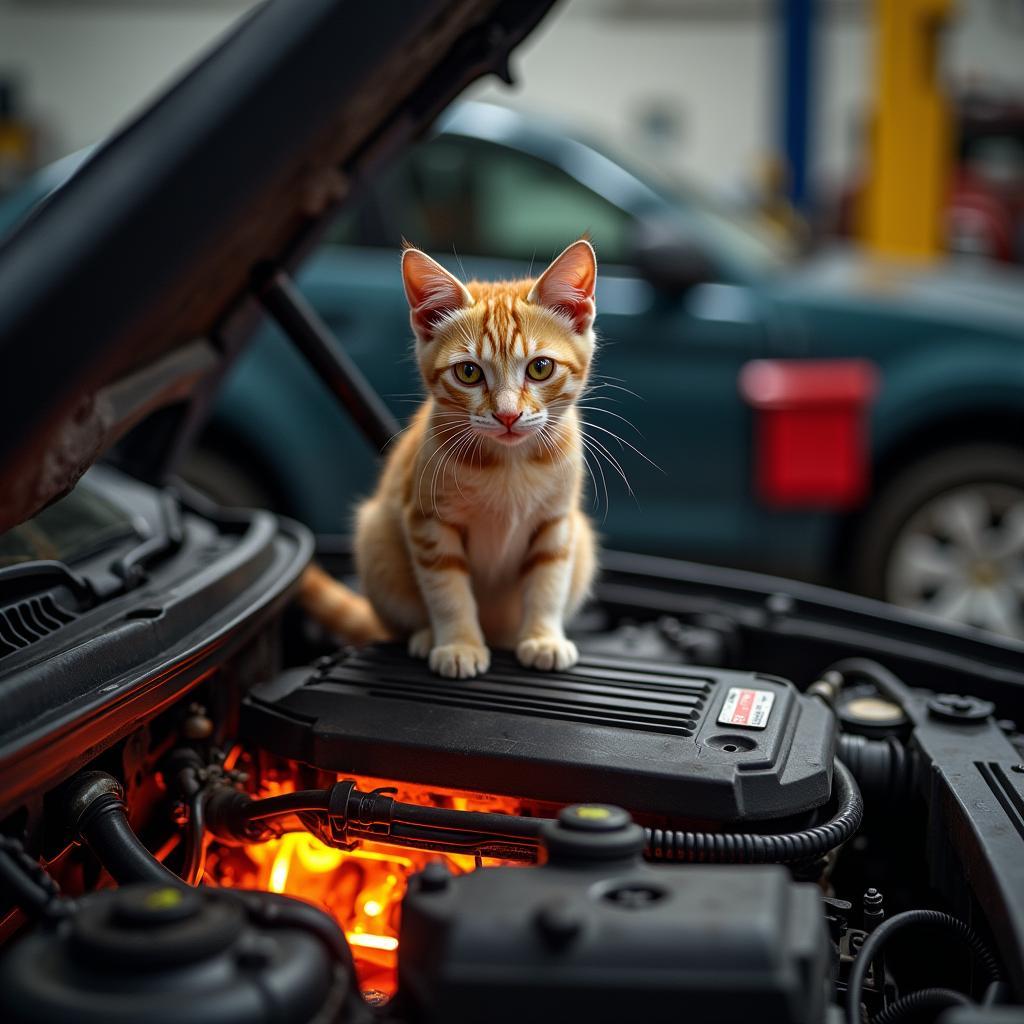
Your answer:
[0,0,557,535]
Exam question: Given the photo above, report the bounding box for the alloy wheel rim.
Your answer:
[885,483,1024,638]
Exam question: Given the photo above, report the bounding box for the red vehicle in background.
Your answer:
[835,92,1024,262]
[948,92,1024,261]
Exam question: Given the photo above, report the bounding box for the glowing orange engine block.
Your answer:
[206,776,525,1000]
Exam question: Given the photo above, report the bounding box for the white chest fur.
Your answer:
[465,508,531,589]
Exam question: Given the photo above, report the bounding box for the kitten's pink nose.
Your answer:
[493,411,522,430]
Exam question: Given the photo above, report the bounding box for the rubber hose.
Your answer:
[229,889,355,969]
[644,758,862,864]
[77,794,186,888]
[240,787,546,843]
[236,762,861,866]
[846,910,1002,1024]
[0,840,65,919]
[824,658,914,711]
[242,789,331,822]
[392,803,546,840]
[180,788,207,885]
[872,988,970,1024]
[838,734,917,804]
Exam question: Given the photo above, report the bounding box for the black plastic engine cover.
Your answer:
[242,645,834,821]
[398,855,829,1024]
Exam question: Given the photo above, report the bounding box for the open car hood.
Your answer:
[0,0,557,534]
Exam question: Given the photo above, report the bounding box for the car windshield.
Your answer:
[0,484,139,568]
[675,182,797,273]
[329,125,797,278]
[328,134,635,264]
[625,151,798,274]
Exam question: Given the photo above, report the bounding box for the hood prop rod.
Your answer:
[256,267,400,453]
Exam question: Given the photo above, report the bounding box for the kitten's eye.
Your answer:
[453,362,483,385]
[527,357,555,381]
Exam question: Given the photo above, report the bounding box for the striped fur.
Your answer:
[301,240,599,679]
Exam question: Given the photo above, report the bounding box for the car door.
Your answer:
[238,131,760,556]
[362,133,760,558]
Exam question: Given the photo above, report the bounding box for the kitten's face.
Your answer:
[428,287,590,447]
[402,241,597,451]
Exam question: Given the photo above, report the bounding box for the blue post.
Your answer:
[781,0,815,213]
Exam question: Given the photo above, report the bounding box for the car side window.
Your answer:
[326,136,631,264]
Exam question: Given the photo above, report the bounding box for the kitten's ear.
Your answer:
[527,239,597,334]
[401,247,473,342]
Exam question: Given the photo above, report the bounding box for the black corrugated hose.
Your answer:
[872,988,970,1024]
[845,909,1002,1024]
[644,758,863,864]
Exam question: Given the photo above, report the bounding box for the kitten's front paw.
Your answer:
[429,642,490,679]
[408,628,433,659]
[516,636,578,672]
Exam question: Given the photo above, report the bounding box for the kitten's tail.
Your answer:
[298,564,390,645]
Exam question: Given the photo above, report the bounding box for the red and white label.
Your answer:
[717,687,775,729]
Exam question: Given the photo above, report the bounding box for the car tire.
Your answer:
[851,443,1024,638]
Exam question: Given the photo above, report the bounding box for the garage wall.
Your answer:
[0,1,250,164]
[471,0,1024,200]
[1,0,1023,201]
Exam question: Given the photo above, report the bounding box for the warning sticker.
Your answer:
[717,687,775,729]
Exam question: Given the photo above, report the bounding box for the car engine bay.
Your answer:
[0,2,1022,1020]
[0,471,1022,1024]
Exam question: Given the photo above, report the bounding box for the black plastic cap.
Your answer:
[111,885,202,927]
[71,885,242,971]
[559,804,632,832]
[542,804,644,864]
[418,860,452,893]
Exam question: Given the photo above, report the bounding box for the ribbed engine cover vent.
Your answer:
[333,646,711,736]
[243,645,835,821]
[0,595,77,661]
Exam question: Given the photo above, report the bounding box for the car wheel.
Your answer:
[852,444,1024,639]
[179,443,280,512]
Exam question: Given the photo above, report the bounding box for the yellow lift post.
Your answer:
[860,0,954,260]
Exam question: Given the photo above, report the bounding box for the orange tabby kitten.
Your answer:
[301,239,598,679]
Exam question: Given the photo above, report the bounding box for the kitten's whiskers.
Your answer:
[414,422,471,514]
[423,424,475,515]
[581,420,662,474]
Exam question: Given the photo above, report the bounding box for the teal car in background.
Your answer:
[6,103,1024,636]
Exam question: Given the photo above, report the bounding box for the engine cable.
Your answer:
[223,758,862,866]
[845,909,1002,1024]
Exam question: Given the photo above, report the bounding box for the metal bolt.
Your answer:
[863,887,885,933]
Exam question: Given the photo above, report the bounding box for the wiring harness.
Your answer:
[204,757,863,866]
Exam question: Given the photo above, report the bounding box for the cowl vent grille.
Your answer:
[0,595,77,660]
